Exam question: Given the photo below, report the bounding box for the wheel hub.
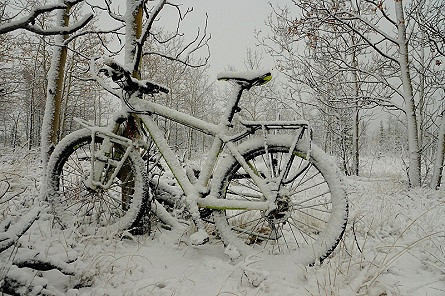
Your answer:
[266,191,292,223]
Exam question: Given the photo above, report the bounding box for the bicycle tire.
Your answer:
[212,135,348,265]
[46,128,150,235]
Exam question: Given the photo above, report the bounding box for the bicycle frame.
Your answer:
[80,83,310,214]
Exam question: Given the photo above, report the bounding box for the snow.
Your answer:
[217,69,271,82]
[1,149,445,295]
[189,228,210,245]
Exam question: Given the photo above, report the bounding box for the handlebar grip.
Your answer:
[101,60,169,95]
[140,81,169,94]
[100,61,127,81]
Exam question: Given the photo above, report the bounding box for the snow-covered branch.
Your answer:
[0,4,65,34]
[27,13,93,36]
[13,250,77,276]
[0,4,93,36]
[0,207,41,253]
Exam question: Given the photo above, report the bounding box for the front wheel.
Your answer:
[212,136,348,265]
[46,129,149,235]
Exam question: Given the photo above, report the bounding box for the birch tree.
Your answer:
[416,0,445,188]
[261,4,379,175]
[41,2,71,169]
[263,0,442,186]
[0,0,94,168]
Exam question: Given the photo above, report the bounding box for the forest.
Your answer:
[0,0,444,295]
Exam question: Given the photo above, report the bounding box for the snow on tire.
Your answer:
[46,129,149,235]
[212,135,348,265]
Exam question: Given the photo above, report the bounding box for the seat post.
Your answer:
[222,84,245,125]
[216,69,271,126]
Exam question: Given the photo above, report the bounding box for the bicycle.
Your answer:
[45,58,348,265]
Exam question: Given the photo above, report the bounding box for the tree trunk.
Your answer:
[60,45,76,136]
[352,107,359,175]
[418,32,426,148]
[41,1,71,170]
[351,46,360,176]
[125,0,144,78]
[394,0,421,187]
[430,106,445,189]
[28,88,34,150]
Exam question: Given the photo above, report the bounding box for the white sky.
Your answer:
[160,0,286,77]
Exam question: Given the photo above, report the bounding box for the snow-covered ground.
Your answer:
[1,148,444,295]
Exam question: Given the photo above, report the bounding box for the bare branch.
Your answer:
[63,24,125,45]
[137,2,210,70]
[133,0,168,74]
[143,51,208,68]
[0,178,11,202]
[363,0,397,26]
[87,0,125,22]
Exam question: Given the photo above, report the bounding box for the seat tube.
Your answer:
[195,85,244,193]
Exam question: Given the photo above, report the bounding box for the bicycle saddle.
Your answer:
[217,69,272,88]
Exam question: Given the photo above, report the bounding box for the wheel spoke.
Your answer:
[288,217,316,242]
[293,189,330,204]
[48,131,148,235]
[215,140,347,263]
[292,208,328,224]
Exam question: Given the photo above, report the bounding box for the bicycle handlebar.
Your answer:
[100,60,169,95]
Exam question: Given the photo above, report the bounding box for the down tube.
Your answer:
[139,114,196,197]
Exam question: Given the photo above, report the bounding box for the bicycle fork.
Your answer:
[78,120,136,192]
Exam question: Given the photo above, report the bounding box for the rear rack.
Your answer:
[226,119,310,143]
[241,120,309,129]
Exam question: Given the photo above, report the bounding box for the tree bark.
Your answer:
[394,0,421,187]
[125,0,144,78]
[41,1,71,170]
[351,45,360,176]
[430,106,445,189]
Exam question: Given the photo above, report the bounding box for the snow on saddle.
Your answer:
[217,69,272,89]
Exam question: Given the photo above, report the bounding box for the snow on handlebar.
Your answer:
[100,59,169,95]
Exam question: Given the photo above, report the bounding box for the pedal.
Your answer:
[199,208,213,219]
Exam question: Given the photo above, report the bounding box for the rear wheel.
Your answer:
[212,136,348,265]
[46,129,149,235]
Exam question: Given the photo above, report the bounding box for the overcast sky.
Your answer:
[161,1,288,77]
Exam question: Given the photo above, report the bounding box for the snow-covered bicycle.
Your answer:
[46,59,348,264]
